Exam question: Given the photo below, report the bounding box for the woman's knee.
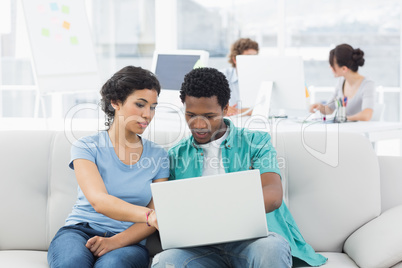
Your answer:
[95,245,149,268]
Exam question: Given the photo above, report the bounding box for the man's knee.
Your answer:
[151,249,182,268]
[249,233,292,265]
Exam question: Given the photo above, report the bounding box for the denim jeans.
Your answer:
[47,222,149,268]
[151,232,292,268]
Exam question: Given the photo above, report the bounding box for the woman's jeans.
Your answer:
[151,232,292,268]
[47,222,149,268]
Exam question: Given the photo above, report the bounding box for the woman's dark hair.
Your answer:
[228,38,259,67]
[329,44,365,72]
[100,65,161,127]
[180,68,230,109]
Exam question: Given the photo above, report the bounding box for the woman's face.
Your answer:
[233,49,258,67]
[113,89,158,135]
[241,49,258,56]
[331,57,346,77]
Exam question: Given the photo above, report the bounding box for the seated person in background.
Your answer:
[47,66,168,268]
[151,68,327,268]
[310,43,376,121]
[220,37,258,116]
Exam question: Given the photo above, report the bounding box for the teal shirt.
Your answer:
[168,119,327,266]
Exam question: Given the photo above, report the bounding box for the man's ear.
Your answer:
[232,56,237,67]
[223,104,229,116]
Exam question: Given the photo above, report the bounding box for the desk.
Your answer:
[149,112,402,143]
[147,113,402,155]
[1,115,401,154]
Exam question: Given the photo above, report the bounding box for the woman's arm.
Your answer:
[85,185,166,257]
[74,159,154,223]
[347,108,373,121]
[310,103,334,115]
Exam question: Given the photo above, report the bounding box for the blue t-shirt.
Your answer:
[65,130,169,236]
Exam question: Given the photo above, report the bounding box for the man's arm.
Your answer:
[261,172,283,213]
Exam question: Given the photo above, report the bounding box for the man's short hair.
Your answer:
[180,68,231,109]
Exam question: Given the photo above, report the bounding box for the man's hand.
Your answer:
[86,236,121,257]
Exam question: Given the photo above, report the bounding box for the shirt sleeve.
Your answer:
[251,133,281,178]
[153,150,170,180]
[168,149,176,181]
[361,80,376,110]
[69,138,97,170]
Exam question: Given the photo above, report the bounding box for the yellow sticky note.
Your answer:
[62,21,70,30]
[70,36,78,45]
[305,86,310,98]
[42,28,50,37]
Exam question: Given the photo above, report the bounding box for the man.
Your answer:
[151,68,327,267]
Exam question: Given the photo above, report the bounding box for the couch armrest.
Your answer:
[343,204,402,268]
[378,156,402,212]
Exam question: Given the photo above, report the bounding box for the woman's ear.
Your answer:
[111,100,120,110]
[341,66,349,73]
[232,56,237,67]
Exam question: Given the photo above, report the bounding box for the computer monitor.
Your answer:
[151,50,209,112]
[236,55,307,117]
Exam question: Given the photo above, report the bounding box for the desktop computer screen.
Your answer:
[236,55,307,117]
[151,50,209,111]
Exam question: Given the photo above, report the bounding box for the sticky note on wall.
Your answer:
[50,3,58,11]
[62,21,70,30]
[42,28,50,37]
[70,36,78,45]
[62,5,70,14]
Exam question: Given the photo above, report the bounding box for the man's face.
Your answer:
[184,95,228,144]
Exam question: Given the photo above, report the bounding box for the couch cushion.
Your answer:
[294,252,358,267]
[46,131,94,246]
[275,131,381,252]
[344,204,402,268]
[0,250,48,268]
[378,156,402,212]
[0,131,54,251]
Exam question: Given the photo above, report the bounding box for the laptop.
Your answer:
[150,169,268,250]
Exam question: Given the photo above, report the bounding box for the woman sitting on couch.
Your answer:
[47,66,168,268]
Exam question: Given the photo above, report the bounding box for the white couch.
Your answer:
[1,129,402,268]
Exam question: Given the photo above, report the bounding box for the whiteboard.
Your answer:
[22,0,100,93]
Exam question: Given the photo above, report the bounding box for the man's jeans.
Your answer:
[47,222,149,268]
[151,232,292,268]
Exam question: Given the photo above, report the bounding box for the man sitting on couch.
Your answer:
[151,68,327,267]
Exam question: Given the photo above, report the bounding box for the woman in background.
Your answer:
[47,66,167,268]
[310,44,376,121]
[220,38,259,116]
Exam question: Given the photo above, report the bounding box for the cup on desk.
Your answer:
[335,106,347,123]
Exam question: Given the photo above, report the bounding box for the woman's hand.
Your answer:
[147,210,159,230]
[227,104,239,116]
[309,103,322,113]
[86,236,122,257]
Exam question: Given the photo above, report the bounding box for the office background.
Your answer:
[0,0,401,123]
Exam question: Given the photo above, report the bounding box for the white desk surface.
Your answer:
[0,114,401,144]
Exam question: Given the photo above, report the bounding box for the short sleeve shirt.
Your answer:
[65,131,169,235]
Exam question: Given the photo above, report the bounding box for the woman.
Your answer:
[220,38,259,116]
[310,44,376,121]
[47,66,168,268]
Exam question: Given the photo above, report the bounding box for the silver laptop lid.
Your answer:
[151,169,268,249]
